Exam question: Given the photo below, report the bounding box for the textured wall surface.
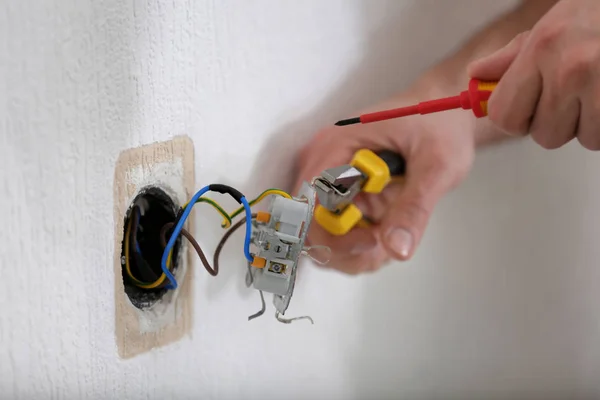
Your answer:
[2,0,600,399]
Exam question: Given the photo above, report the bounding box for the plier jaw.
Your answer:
[311,149,406,236]
[312,165,365,214]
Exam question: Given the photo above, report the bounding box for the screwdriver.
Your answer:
[335,78,498,126]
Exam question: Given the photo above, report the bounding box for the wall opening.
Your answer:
[120,186,182,310]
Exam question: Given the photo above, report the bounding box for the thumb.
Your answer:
[467,31,530,80]
[378,169,450,261]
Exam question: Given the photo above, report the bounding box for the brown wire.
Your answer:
[160,213,256,277]
[160,222,216,276]
[213,214,257,274]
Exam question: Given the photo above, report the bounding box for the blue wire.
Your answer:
[161,187,255,289]
[161,185,211,289]
[240,197,253,262]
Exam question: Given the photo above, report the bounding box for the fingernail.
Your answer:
[386,228,413,258]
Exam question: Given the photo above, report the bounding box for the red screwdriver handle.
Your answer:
[358,78,498,124]
[416,78,498,117]
[465,78,498,117]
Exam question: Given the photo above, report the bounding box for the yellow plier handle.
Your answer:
[314,149,406,236]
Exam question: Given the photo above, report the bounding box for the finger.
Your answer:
[353,181,406,223]
[320,243,390,275]
[576,86,600,150]
[305,221,382,274]
[377,162,451,261]
[468,31,530,80]
[308,223,377,255]
[486,43,543,136]
[529,86,580,149]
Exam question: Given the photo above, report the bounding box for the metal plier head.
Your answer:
[310,149,407,236]
[312,164,366,214]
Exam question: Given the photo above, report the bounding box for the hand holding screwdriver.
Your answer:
[292,0,561,275]
[310,78,498,239]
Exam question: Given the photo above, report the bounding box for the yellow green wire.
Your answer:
[124,211,175,289]
[196,197,232,228]
[224,189,291,227]
[124,200,224,289]
[185,188,291,228]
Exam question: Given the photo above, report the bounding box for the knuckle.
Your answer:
[557,46,598,91]
[488,106,524,135]
[585,141,600,151]
[577,134,600,151]
[513,30,531,46]
[531,131,564,150]
[361,247,389,272]
[364,261,382,273]
[487,105,505,128]
[571,46,598,73]
[399,197,431,225]
[531,23,564,54]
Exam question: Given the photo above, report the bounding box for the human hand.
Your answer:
[292,86,476,274]
[468,0,600,150]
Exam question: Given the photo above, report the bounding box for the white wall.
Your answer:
[3,0,600,399]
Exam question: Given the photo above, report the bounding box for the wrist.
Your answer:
[411,62,470,98]
[408,71,478,140]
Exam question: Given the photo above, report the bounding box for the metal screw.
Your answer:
[271,263,282,273]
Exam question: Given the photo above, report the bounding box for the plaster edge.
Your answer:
[113,135,195,359]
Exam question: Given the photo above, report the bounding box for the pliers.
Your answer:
[313,149,406,236]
